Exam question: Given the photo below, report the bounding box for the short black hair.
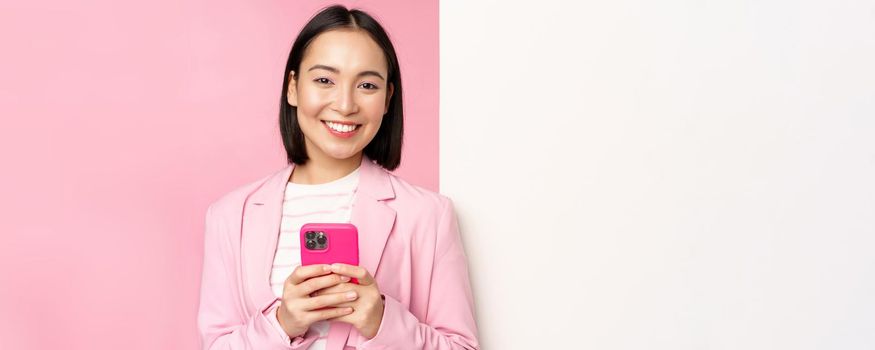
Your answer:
[279,4,404,170]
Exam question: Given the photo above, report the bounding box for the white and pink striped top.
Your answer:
[267,165,360,349]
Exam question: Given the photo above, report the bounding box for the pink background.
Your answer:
[0,0,438,348]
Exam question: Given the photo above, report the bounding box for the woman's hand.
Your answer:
[310,263,385,339]
[276,264,357,338]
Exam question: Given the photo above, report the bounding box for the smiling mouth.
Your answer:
[322,120,361,133]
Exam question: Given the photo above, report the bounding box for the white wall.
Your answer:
[440,1,875,349]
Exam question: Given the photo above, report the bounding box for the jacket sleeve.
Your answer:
[197,204,320,350]
[358,198,480,350]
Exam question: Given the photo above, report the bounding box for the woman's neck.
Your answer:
[289,152,363,185]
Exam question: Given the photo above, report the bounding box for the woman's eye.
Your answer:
[360,82,378,90]
[314,78,332,85]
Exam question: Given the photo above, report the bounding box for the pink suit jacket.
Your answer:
[196,156,480,350]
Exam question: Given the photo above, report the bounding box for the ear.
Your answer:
[286,71,298,107]
[383,82,394,114]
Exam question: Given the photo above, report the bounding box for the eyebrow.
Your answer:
[307,64,385,81]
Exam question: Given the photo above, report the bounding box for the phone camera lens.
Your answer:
[316,236,326,245]
[305,240,316,249]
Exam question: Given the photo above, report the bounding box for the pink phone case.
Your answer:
[300,223,360,284]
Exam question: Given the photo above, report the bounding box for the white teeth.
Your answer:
[324,121,358,133]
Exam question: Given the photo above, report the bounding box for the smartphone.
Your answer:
[300,223,360,284]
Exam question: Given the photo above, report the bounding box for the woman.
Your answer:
[196,5,480,350]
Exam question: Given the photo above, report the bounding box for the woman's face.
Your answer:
[287,28,394,163]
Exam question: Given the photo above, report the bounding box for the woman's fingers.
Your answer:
[307,306,354,323]
[287,264,333,285]
[277,265,357,338]
[304,291,359,311]
[294,273,351,296]
[329,263,375,285]
[310,283,346,297]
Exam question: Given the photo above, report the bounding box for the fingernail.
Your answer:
[345,291,357,300]
[340,276,351,282]
[322,265,331,272]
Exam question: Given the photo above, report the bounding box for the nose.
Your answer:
[331,85,359,116]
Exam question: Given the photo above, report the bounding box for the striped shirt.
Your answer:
[268,166,360,349]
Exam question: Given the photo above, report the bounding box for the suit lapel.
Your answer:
[327,157,397,349]
[240,156,396,349]
[240,163,294,315]
[350,157,397,282]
